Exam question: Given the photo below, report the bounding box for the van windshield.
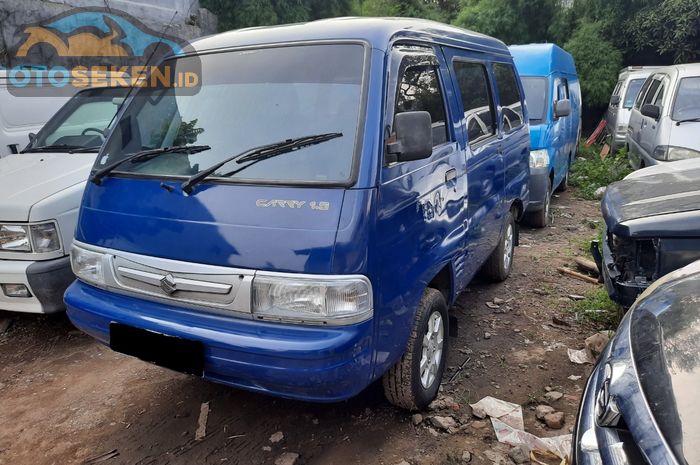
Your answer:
[520,77,547,124]
[623,79,645,109]
[98,44,366,184]
[672,77,700,121]
[23,87,128,153]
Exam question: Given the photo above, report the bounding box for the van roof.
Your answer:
[508,43,577,77]
[189,17,509,56]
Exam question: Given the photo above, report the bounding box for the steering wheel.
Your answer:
[81,127,106,137]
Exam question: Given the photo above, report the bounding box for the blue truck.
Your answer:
[64,18,530,410]
[509,44,581,227]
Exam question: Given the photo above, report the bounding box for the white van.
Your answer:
[0,86,128,313]
[604,66,660,153]
[627,63,700,169]
[0,70,81,157]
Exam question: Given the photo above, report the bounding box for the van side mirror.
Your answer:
[554,99,571,118]
[641,104,660,120]
[387,111,433,162]
[610,95,621,106]
[28,132,37,142]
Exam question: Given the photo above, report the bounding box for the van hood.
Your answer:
[77,178,364,274]
[602,166,700,237]
[668,121,700,152]
[0,152,97,222]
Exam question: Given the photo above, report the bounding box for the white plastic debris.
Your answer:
[470,396,572,461]
[567,348,593,365]
[491,418,571,459]
[470,396,524,430]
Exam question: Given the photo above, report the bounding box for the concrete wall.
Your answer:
[0,0,218,67]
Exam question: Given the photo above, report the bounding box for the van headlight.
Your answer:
[0,222,61,253]
[0,224,30,252]
[71,245,106,286]
[652,145,700,161]
[252,274,372,325]
[529,149,549,169]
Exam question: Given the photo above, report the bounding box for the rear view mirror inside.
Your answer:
[112,97,125,106]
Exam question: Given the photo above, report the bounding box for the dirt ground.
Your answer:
[0,189,606,465]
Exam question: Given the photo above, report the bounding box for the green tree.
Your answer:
[352,0,447,21]
[564,21,623,110]
[625,0,700,63]
[453,0,559,44]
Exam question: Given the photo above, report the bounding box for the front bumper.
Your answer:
[572,343,645,465]
[591,239,646,308]
[525,166,549,212]
[64,280,375,402]
[0,255,74,313]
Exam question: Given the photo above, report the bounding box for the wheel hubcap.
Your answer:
[420,312,444,389]
[503,223,514,271]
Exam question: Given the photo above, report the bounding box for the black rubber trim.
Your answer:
[26,256,75,312]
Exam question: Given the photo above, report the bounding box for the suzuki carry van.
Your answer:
[0,86,127,313]
[65,18,530,409]
[627,63,700,169]
[509,44,581,227]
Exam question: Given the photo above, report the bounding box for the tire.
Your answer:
[528,179,551,229]
[383,288,449,411]
[556,168,569,192]
[481,210,516,282]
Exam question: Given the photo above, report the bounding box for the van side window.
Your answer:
[493,63,524,131]
[634,78,653,109]
[653,84,665,107]
[643,79,662,106]
[396,66,448,147]
[453,61,495,145]
[557,79,569,101]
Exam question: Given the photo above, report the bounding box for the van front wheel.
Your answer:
[383,288,448,410]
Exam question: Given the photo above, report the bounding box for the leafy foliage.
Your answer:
[569,143,632,200]
[564,22,623,110]
[453,0,560,45]
[625,0,700,63]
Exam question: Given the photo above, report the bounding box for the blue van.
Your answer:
[509,44,581,227]
[64,18,530,409]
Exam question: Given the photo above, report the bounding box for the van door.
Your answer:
[492,62,528,237]
[638,76,665,160]
[552,76,571,186]
[376,45,466,305]
[442,48,501,271]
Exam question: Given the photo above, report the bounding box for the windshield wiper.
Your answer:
[21,144,98,154]
[90,145,211,185]
[676,117,700,126]
[181,132,343,194]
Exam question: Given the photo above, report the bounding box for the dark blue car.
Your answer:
[573,259,700,465]
[64,18,530,409]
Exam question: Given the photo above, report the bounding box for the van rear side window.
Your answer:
[493,63,524,131]
[396,66,448,147]
[453,61,495,145]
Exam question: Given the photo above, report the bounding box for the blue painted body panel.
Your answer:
[509,44,581,201]
[66,18,530,402]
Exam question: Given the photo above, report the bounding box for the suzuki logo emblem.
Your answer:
[160,274,177,295]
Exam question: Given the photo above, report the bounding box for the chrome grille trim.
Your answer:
[74,241,255,314]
